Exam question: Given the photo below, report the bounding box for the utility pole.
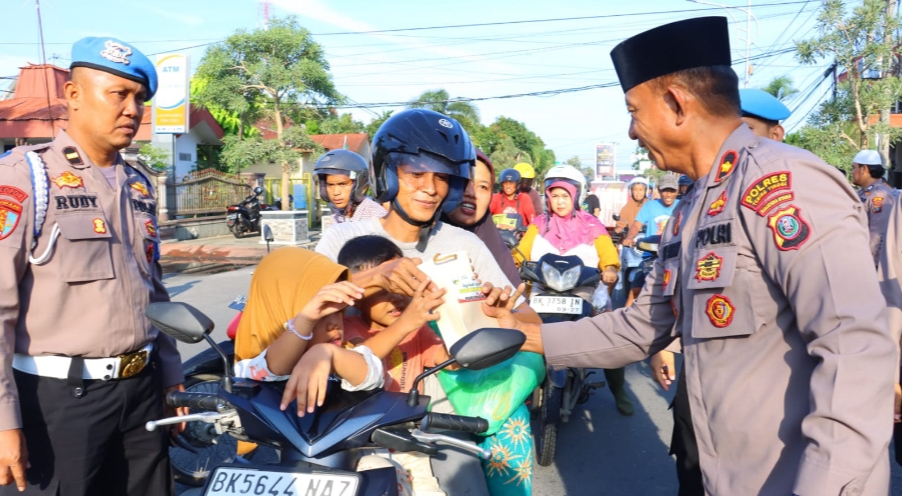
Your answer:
[689,0,757,87]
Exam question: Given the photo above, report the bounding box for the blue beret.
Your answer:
[739,89,790,122]
[70,37,157,99]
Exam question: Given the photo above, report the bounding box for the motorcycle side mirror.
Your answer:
[146,302,213,344]
[499,230,518,250]
[263,224,274,253]
[612,213,620,221]
[407,328,525,407]
[146,302,234,387]
[636,235,662,254]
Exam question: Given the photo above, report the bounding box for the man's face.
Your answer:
[851,163,866,186]
[324,174,353,209]
[742,116,785,142]
[65,68,146,151]
[502,180,518,196]
[520,178,534,191]
[394,164,449,222]
[626,82,682,172]
[659,188,678,207]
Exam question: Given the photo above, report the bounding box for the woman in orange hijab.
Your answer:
[234,247,383,415]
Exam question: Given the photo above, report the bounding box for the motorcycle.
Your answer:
[517,254,606,466]
[145,301,522,496]
[226,190,279,239]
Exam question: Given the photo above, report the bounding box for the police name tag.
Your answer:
[530,295,583,315]
[205,467,359,496]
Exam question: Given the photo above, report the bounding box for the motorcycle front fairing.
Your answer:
[225,380,431,460]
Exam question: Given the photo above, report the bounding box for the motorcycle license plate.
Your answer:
[530,295,583,315]
[226,214,238,220]
[204,466,360,496]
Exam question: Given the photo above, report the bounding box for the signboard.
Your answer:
[596,144,615,177]
[152,54,190,134]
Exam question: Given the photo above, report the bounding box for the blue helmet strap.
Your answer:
[390,198,436,253]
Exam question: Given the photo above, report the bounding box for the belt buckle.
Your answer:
[117,349,149,379]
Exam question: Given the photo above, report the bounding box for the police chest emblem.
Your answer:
[51,171,84,190]
[714,150,738,183]
[705,294,734,328]
[767,205,810,251]
[663,269,672,289]
[131,181,150,197]
[695,252,723,281]
[707,191,727,216]
[741,171,791,212]
[146,243,155,264]
[873,197,884,213]
[673,211,682,236]
[145,220,157,237]
[100,40,132,65]
[93,218,107,234]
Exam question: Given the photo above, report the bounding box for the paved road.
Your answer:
[163,267,902,495]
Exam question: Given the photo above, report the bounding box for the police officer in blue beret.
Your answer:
[0,37,184,496]
[739,88,791,141]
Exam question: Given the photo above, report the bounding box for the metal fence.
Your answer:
[166,168,250,217]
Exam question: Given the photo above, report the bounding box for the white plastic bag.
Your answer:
[591,284,613,314]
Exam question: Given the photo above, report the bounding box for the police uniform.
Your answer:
[877,177,902,469]
[542,17,895,495]
[0,38,181,495]
[859,179,896,264]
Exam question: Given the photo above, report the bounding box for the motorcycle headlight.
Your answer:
[541,262,581,292]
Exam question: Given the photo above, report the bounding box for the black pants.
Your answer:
[669,365,704,496]
[1,360,173,496]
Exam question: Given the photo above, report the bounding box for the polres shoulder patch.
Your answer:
[741,171,791,212]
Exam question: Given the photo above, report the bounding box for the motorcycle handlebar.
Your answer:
[166,391,221,412]
[421,413,488,434]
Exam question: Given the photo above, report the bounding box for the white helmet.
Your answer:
[627,176,649,188]
[543,164,588,210]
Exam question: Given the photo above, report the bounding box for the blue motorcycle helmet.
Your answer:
[370,109,475,221]
[313,149,370,204]
[499,168,521,184]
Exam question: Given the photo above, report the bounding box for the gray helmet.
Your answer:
[314,149,370,204]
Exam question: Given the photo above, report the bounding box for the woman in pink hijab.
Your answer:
[513,165,634,415]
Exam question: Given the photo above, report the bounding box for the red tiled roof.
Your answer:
[310,133,369,154]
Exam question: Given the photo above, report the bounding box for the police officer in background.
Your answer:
[495,17,895,495]
[0,38,184,495]
[738,88,791,141]
[852,149,896,265]
[649,81,795,496]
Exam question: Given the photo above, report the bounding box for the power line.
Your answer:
[311,0,813,36]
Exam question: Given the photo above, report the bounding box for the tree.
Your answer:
[408,89,480,132]
[796,0,902,160]
[565,155,594,181]
[478,116,556,176]
[365,110,393,139]
[489,137,532,177]
[306,113,365,135]
[194,16,341,208]
[760,76,799,100]
[138,143,171,172]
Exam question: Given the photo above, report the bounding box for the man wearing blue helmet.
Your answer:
[314,109,540,495]
[0,38,182,495]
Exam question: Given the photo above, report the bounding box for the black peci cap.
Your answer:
[611,17,732,93]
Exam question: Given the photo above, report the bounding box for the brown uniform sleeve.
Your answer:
[150,261,184,388]
[878,194,902,374]
[0,156,35,431]
[739,153,896,495]
[540,243,676,369]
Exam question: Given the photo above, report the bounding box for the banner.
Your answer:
[152,54,190,134]
[596,143,615,177]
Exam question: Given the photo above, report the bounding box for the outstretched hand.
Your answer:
[395,278,446,332]
[481,282,526,329]
[299,281,365,322]
[280,344,335,417]
[650,350,676,391]
[376,257,436,297]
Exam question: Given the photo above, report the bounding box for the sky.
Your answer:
[1,0,834,171]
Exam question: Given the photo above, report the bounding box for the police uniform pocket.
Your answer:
[688,250,760,340]
[56,213,114,282]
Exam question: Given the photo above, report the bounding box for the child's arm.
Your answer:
[594,235,620,285]
[279,343,384,417]
[362,279,446,360]
[264,281,364,376]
